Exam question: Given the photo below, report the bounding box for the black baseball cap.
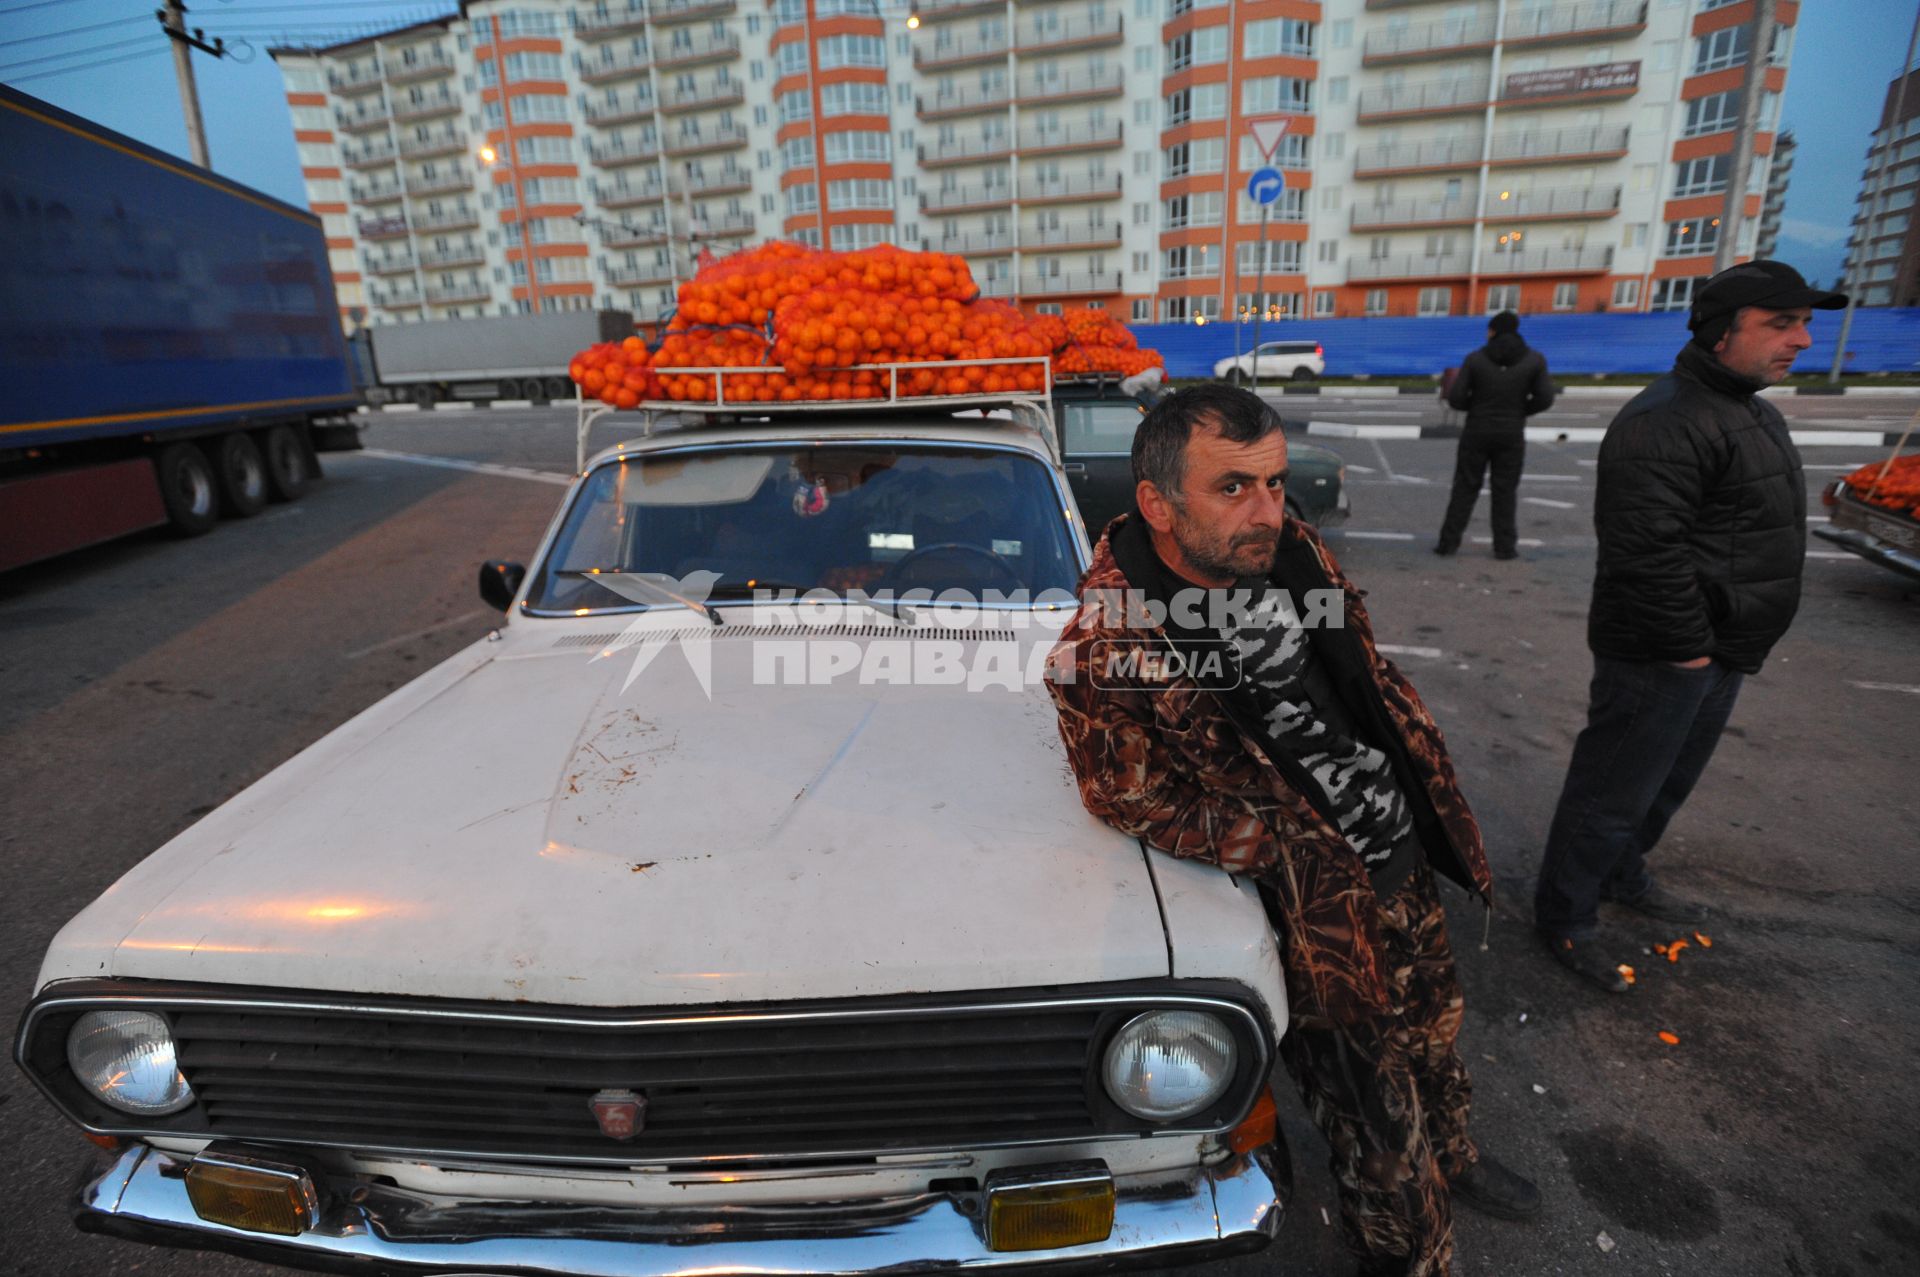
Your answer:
[1688,260,1847,332]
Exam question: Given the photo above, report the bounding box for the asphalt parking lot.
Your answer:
[1,396,1915,1276]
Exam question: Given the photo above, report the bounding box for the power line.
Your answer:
[3,44,167,84]
[0,33,149,73]
[0,13,144,49]
[0,0,93,16]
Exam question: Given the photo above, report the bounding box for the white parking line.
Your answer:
[1523,496,1578,509]
[1524,427,1608,443]
[1378,644,1445,660]
[1850,681,1920,694]
[1336,530,1418,540]
[1307,422,1423,439]
[1520,474,1584,483]
[1470,536,1545,547]
[355,448,574,486]
[1803,463,1874,472]
[1790,431,1890,448]
[1805,551,1860,560]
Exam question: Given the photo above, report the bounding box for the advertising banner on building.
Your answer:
[1504,61,1641,101]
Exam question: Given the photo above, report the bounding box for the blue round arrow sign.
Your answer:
[1247,168,1284,205]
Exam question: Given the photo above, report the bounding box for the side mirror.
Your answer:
[479,561,525,612]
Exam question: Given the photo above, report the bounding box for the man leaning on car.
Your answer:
[1045,384,1538,1277]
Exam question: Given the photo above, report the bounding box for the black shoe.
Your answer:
[1605,882,1709,925]
[1540,932,1630,993]
[1494,546,1520,561]
[1450,1153,1542,1221]
[1433,539,1458,556]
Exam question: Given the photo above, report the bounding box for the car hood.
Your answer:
[40,620,1173,1007]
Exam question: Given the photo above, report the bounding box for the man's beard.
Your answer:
[1169,511,1280,581]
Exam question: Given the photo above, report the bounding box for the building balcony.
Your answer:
[369,285,423,307]
[666,122,749,155]
[917,82,1012,120]
[350,178,406,205]
[920,119,1123,169]
[358,215,411,240]
[1020,271,1124,297]
[658,79,744,116]
[938,231,1016,255]
[651,0,736,24]
[1019,171,1123,204]
[1018,12,1124,56]
[1351,184,1621,229]
[1503,0,1648,49]
[392,90,460,122]
[341,138,398,168]
[655,30,739,69]
[411,206,480,232]
[1026,219,1125,250]
[1348,252,1473,282]
[588,136,664,168]
[418,243,486,269]
[399,126,466,159]
[584,93,658,127]
[681,166,752,196]
[425,280,491,305]
[699,210,755,238]
[1488,123,1631,166]
[1363,14,1497,65]
[328,64,383,95]
[1365,0,1452,7]
[976,274,1016,298]
[608,260,677,287]
[914,0,1004,21]
[385,50,456,85]
[922,183,1015,214]
[1346,245,1614,282]
[405,167,473,196]
[1357,78,1489,122]
[601,220,669,248]
[364,251,416,275]
[574,5,649,40]
[1016,67,1125,107]
[335,104,390,132]
[578,50,654,83]
[593,179,668,208]
[914,30,1009,70]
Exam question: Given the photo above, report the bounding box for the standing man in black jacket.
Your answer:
[1436,311,1556,560]
[1534,261,1846,990]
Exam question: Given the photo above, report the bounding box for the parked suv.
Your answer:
[1213,340,1325,384]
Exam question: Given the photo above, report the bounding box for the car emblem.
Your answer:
[588,1088,647,1141]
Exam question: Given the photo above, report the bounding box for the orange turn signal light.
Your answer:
[1228,1085,1279,1155]
[184,1152,319,1237]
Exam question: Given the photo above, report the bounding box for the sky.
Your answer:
[2,0,1915,293]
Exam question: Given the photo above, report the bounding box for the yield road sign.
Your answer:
[1249,116,1291,160]
[1247,168,1285,205]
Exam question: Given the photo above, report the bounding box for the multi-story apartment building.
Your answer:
[1839,66,1920,309]
[273,0,1796,329]
[1754,126,1791,260]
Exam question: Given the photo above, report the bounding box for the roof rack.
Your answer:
[574,357,1057,474]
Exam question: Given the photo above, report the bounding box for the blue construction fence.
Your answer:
[1128,308,1920,378]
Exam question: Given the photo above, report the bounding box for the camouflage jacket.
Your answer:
[1044,514,1494,1023]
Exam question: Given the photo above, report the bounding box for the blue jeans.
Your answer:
[1534,656,1745,940]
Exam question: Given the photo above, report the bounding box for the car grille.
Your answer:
[165,998,1119,1164]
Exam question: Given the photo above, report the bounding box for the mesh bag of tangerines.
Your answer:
[1840,454,1920,519]
[567,241,1164,407]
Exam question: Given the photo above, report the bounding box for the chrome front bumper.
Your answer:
[74,1141,1290,1276]
[1814,524,1920,582]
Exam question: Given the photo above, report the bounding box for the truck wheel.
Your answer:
[212,432,269,518]
[260,426,311,501]
[545,376,570,401]
[411,383,435,407]
[155,442,219,536]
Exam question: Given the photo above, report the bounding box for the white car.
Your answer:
[1213,340,1326,384]
[15,383,1292,1275]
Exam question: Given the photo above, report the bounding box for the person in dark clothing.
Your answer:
[1047,384,1540,1277]
[1534,261,1846,991]
[1436,311,1556,559]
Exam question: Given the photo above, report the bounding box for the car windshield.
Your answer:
[1059,401,1144,456]
[525,442,1081,612]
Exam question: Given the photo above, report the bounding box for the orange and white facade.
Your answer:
[273,0,1796,329]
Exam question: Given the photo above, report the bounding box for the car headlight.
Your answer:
[67,1009,195,1116]
[1100,1009,1237,1122]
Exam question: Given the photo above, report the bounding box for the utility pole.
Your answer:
[1713,0,1778,273]
[156,0,223,169]
[1829,7,1920,383]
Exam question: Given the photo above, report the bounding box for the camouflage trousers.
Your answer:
[1272,862,1477,1277]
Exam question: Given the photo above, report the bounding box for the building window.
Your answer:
[1672,154,1731,198]
[823,131,891,163]
[1235,241,1302,274]
[1241,134,1310,170]
[1418,287,1452,316]
[1553,282,1579,311]
[777,90,811,124]
[829,222,892,251]
[1485,284,1521,313]
[1133,298,1153,321]
[786,183,818,214]
[1664,217,1722,257]
[1682,91,1740,138]
[821,81,888,117]
[1651,275,1705,312]
[1364,289,1387,317]
[817,34,885,70]
[1242,77,1313,116]
[1611,279,1642,310]
[1314,291,1335,316]
[1692,26,1749,74]
[1244,18,1315,59]
[827,178,892,210]
[1165,26,1228,71]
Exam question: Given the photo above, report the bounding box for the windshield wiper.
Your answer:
[555,570,724,626]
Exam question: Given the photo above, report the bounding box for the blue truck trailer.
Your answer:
[0,85,363,572]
